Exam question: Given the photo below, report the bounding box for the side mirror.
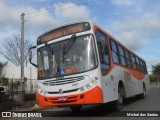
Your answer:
[28,46,37,67]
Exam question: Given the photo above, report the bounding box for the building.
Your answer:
[0,66,37,94]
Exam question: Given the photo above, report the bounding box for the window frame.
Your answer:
[95,30,111,76]
[125,50,133,68]
[118,45,127,66]
[107,37,147,74]
[110,40,120,64]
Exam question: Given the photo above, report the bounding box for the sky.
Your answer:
[0,0,160,73]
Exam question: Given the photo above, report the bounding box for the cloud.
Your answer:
[111,0,135,6]
[25,8,56,32]
[0,1,91,41]
[109,13,160,51]
[54,2,91,24]
[0,1,55,36]
[153,49,160,53]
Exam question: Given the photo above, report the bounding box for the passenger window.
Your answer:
[136,57,141,71]
[142,61,147,73]
[96,30,110,76]
[131,54,137,70]
[111,40,120,64]
[125,50,132,68]
[139,60,144,72]
[118,45,127,66]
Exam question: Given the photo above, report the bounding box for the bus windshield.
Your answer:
[37,34,97,79]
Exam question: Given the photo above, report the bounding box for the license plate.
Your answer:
[57,97,68,101]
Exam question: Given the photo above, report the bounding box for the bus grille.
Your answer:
[42,76,85,86]
[47,88,78,94]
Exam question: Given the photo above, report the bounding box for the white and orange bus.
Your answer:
[29,21,150,111]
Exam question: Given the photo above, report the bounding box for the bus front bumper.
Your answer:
[37,86,103,107]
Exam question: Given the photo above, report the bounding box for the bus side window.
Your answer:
[142,61,147,73]
[135,57,139,71]
[135,57,141,71]
[125,50,132,68]
[131,54,137,70]
[139,60,144,72]
[118,45,127,66]
[96,30,110,76]
[110,40,120,64]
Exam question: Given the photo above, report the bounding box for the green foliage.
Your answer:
[152,63,160,76]
[149,75,157,82]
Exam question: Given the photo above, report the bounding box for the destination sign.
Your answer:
[37,22,91,45]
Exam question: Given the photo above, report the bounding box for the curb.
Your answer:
[10,104,45,112]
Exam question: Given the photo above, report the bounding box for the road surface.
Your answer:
[2,86,160,120]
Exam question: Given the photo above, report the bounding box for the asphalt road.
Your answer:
[3,86,160,120]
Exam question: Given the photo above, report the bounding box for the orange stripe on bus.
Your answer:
[126,68,145,80]
[112,65,146,80]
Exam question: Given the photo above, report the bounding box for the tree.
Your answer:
[149,75,158,85]
[152,63,160,76]
[0,34,33,67]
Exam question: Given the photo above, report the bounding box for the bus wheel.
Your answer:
[70,105,82,112]
[136,84,146,99]
[114,87,124,111]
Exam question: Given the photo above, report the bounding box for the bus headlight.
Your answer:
[86,84,91,89]
[38,89,47,96]
[91,79,98,85]
[44,92,47,96]
[79,80,98,92]
[39,89,44,94]
[80,87,85,92]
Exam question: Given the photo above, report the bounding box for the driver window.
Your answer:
[52,55,56,68]
[96,30,110,76]
[43,50,49,70]
[38,51,43,71]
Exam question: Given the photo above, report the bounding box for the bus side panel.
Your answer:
[101,69,118,103]
[101,66,149,103]
[112,66,149,98]
[106,66,134,99]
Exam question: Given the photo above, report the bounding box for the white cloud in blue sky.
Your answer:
[109,13,160,51]
[0,1,92,39]
[111,0,135,6]
[54,2,91,23]
[0,0,160,72]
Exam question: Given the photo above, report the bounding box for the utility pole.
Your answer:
[21,13,25,102]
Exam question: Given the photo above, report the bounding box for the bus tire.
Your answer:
[70,105,82,112]
[114,87,124,111]
[136,84,146,99]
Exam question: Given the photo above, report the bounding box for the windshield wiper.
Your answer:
[63,34,77,55]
